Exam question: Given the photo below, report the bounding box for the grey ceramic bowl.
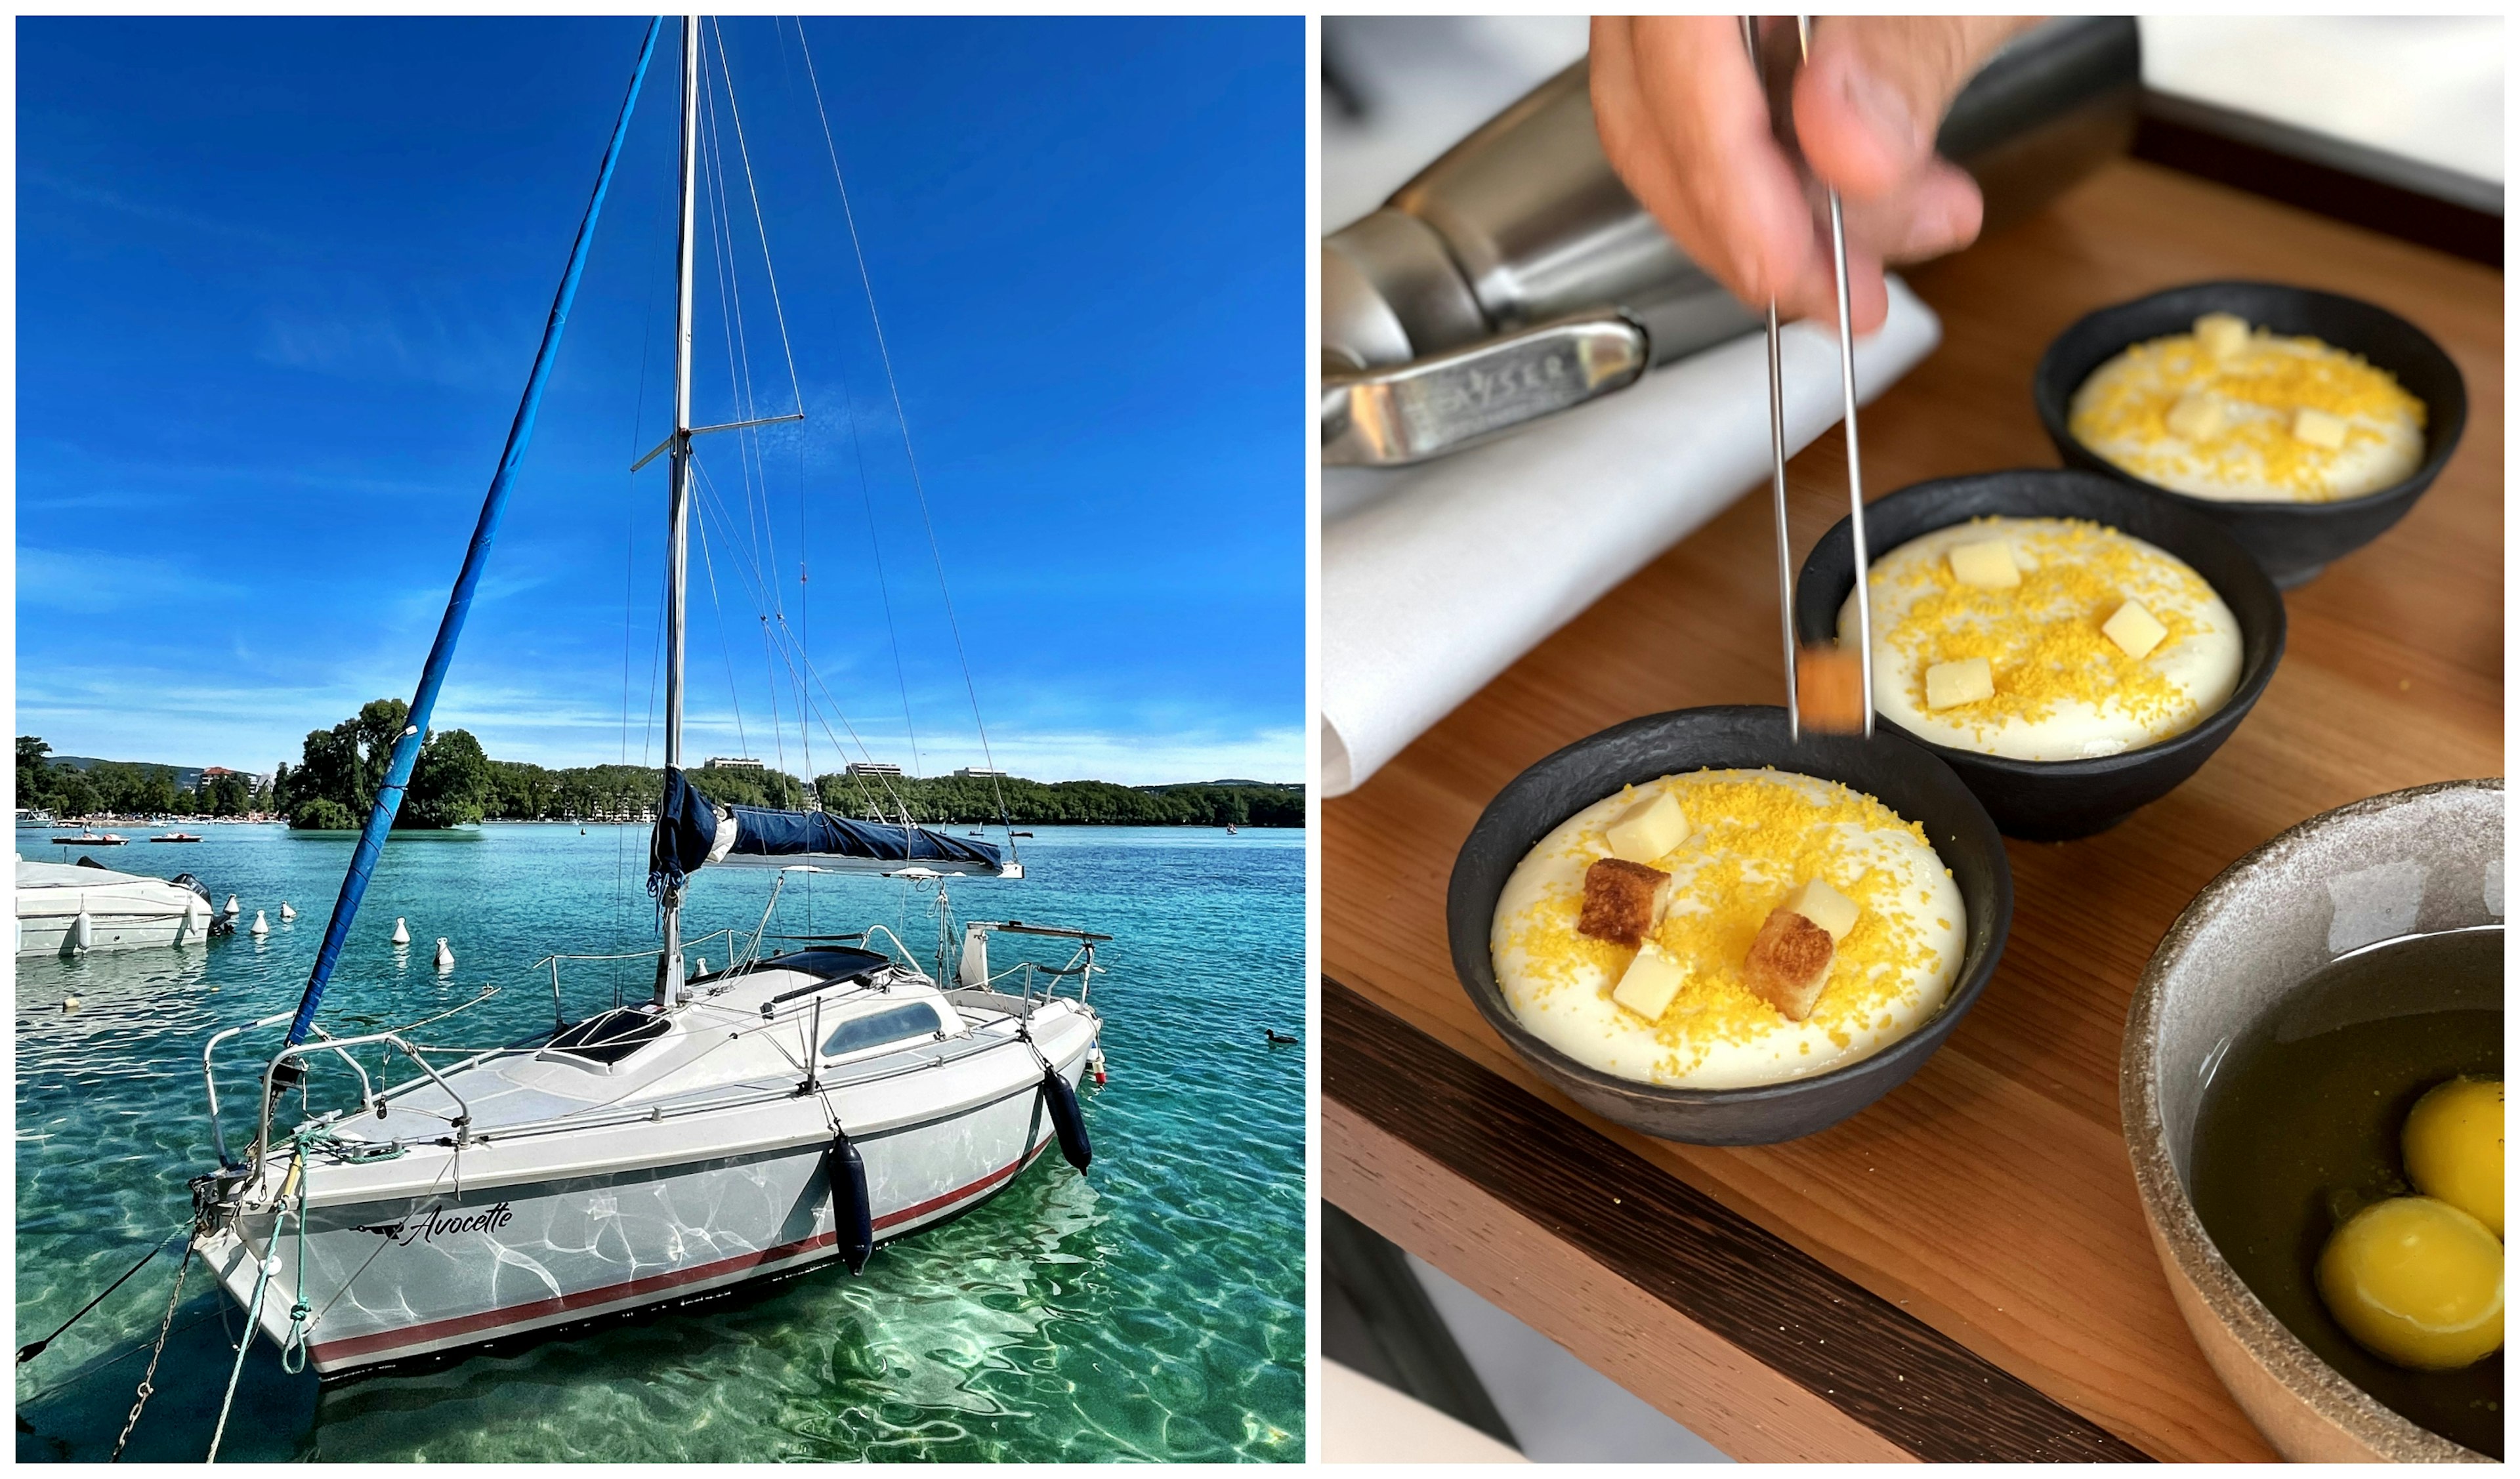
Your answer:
[1796,469,2286,842]
[1446,705,2012,1146]
[2122,778,2505,1462]
[2034,280,2467,589]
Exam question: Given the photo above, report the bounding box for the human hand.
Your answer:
[1590,16,2037,335]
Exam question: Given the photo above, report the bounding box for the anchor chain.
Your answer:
[108,1238,194,1463]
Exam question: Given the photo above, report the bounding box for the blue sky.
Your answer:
[17,16,1303,785]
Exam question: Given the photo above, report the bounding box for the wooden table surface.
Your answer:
[1321,157,2504,1462]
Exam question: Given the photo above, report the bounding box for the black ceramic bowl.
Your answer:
[2033,280,2466,589]
[1444,705,2012,1146]
[1795,469,2286,841]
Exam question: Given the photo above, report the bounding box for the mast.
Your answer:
[658,12,699,1005]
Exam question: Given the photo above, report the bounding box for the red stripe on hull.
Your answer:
[309,1138,1051,1367]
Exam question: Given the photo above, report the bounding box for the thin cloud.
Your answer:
[21,169,291,247]
[16,547,243,615]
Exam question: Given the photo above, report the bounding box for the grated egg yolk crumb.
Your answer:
[1502,771,1942,1079]
[1874,518,2214,742]
[2069,326,2423,502]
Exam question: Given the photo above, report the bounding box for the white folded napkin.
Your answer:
[1322,276,1942,796]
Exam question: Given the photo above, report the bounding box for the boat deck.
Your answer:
[304,958,1063,1150]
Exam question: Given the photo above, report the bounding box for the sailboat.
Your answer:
[185,18,1106,1381]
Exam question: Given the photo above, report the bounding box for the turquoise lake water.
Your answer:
[14,822,1306,1461]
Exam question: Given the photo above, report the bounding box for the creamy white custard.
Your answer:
[1842,516,2242,762]
[1489,769,1964,1090]
[2070,319,2424,503]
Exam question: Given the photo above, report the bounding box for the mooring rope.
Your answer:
[16,1233,176,1367]
[203,1245,276,1463]
[205,1147,300,1463]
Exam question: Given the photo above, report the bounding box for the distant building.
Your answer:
[954,767,1008,779]
[704,757,765,771]
[847,761,904,778]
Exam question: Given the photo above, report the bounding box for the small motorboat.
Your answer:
[51,829,127,846]
[15,861,213,955]
[151,832,205,843]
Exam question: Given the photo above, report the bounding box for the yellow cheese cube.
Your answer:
[2103,599,2168,660]
[2292,407,2349,449]
[1604,790,1689,864]
[2194,312,2251,360]
[1782,878,1860,940]
[1948,539,2021,589]
[1924,657,1994,710]
[1610,944,1690,1023]
[2166,390,2225,440]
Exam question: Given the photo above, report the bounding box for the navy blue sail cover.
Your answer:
[649,765,719,898]
[649,766,1000,897]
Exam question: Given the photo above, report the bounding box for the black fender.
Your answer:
[1042,1062,1091,1174]
[824,1129,873,1274]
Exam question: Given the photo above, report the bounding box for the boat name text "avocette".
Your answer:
[353,1201,518,1247]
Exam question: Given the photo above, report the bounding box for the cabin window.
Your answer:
[547,1007,672,1066]
[822,1001,945,1059]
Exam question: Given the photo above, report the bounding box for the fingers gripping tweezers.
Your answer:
[1742,15,1874,739]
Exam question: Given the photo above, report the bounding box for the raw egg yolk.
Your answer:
[2404,1077,2504,1238]
[2316,1196,2504,1370]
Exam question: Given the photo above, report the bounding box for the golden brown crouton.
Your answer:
[1742,906,1836,1020]
[1577,857,1669,949]
[1796,644,1866,734]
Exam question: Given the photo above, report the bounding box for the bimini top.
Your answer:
[649,766,1006,897]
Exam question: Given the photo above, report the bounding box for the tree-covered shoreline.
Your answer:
[20,707,1303,831]
[16,737,275,820]
[480,760,1303,828]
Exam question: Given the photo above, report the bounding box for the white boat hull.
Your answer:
[200,974,1097,1375]
[16,860,210,955]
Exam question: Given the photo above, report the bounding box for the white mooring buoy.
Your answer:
[434,938,455,972]
[249,909,269,937]
[280,902,296,921]
[391,917,411,946]
[61,995,80,1012]
[223,894,240,917]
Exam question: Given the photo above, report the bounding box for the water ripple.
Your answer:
[15,823,1305,1461]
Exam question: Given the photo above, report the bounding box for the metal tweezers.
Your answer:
[1744,14,1873,740]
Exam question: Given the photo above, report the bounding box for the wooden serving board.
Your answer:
[1321,157,2504,1462]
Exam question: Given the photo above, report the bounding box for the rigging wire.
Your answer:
[620,198,663,958]
[705,16,806,421]
[690,499,752,759]
[689,461,917,828]
[618,91,688,956]
[789,16,1018,861]
[654,20,1011,862]
[705,18,820,812]
[689,459,905,824]
[695,59,794,791]
[763,20,923,804]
